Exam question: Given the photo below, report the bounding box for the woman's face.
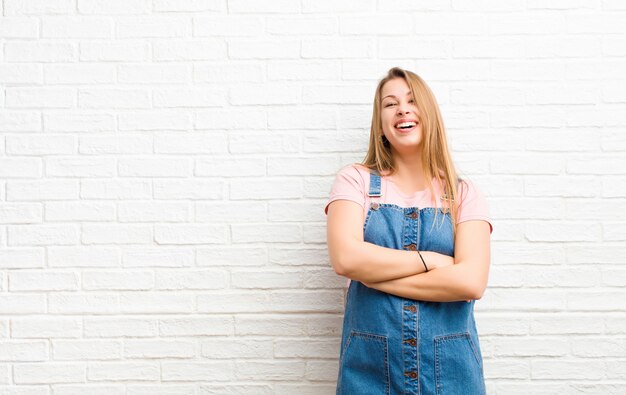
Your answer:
[380,78,422,154]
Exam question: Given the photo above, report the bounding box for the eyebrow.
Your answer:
[382,91,412,100]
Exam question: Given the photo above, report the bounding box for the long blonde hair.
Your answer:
[361,67,464,239]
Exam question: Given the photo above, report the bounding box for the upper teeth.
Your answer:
[396,122,416,128]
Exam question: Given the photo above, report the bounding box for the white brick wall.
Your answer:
[0,1,625,393]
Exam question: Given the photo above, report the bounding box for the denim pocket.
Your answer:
[434,332,486,395]
[337,331,389,395]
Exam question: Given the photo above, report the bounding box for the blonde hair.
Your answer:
[360,67,465,239]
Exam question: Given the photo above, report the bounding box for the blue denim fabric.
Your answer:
[336,172,486,395]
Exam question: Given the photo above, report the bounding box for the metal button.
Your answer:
[410,211,418,219]
[403,305,417,312]
[404,371,418,379]
[371,202,379,210]
[403,338,417,346]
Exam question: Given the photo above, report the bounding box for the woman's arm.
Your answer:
[326,200,453,283]
[363,220,491,302]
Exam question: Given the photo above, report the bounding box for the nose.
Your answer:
[397,106,410,115]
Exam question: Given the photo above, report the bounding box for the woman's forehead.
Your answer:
[381,79,412,98]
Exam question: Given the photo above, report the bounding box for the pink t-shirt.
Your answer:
[324,164,493,233]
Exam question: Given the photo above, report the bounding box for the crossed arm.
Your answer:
[326,200,491,303]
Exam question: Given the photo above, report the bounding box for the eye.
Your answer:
[409,99,415,103]
[385,103,396,107]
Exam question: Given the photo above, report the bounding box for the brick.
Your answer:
[194,108,270,130]
[268,61,339,81]
[42,17,113,38]
[153,0,224,12]
[0,341,48,362]
[46,157,116,177]
[229,39,300,59]
[235,315,306,336]
[117,201,191,222]
[0,64,42,83]
[229,0,299,13]
[0,111,41,132]
[123,248,194,268]
[230,178,301,200]
[45,64,116,84]
[155,269,227,290]
[82,271,154,291]
[159,316,233,337]
[200,339,273,359]
[340,15,411,35]
[118,64,190,84]
[48,246,120,268]
[11,317,80,338]
[8,225,79,246]
[235,361,305,381]
[267,107,336,129]
[116,17,191,38]
[6,135,74,155]
[303,38,372,59]
[154,224,227,245]
[87,362,159,381]
[81,224,152,244]
[197,246,267,267]
[84,318,158,338]
[118,110,192,131]
[153,39,226,60]
[231,224,301,243]
[4,0,75,15]
[124,340,195,359]
[194,16,263,37]
[194,63,264,83]
[162,361,234,382]
[79,134,152,154]
[532,359,604,380]
[53,340,122,360]
[9,271,79,291]
[0,158,41,179]
[302,0,376,13]
[6,87,75,108]
[0,248,44,269]
[44,112,115,132]
[48,294,119,314]
[78,0,151,14]
[153,87,225,107]
[231,270,303,289]
[274,339,339,358]
[0,203,42,224]
[81,179,151,200]
[118,158,191,177]
[14,363,85,384]
[229,132,299,154]
[80,41,150,62]
[154,179,225,200]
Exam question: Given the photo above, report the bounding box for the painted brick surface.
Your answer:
[0,1,625,393]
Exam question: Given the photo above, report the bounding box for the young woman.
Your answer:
[324,67,493,394]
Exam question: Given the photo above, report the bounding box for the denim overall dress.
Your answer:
[336,171,486,395]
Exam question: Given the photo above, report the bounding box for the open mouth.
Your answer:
[394,121,417,132]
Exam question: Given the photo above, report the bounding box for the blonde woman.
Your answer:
[325,67,492,394]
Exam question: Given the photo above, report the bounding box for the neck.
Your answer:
[389,148,426,181]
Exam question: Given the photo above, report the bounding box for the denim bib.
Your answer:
[336,171,486,395]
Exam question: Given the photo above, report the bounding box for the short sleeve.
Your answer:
[457,180,493,234]
[324,164,366,216]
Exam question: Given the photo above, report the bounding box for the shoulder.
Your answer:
[457,178,486,204]
[336,163,372,184]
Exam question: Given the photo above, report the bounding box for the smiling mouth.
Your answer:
[394,122,417,132]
